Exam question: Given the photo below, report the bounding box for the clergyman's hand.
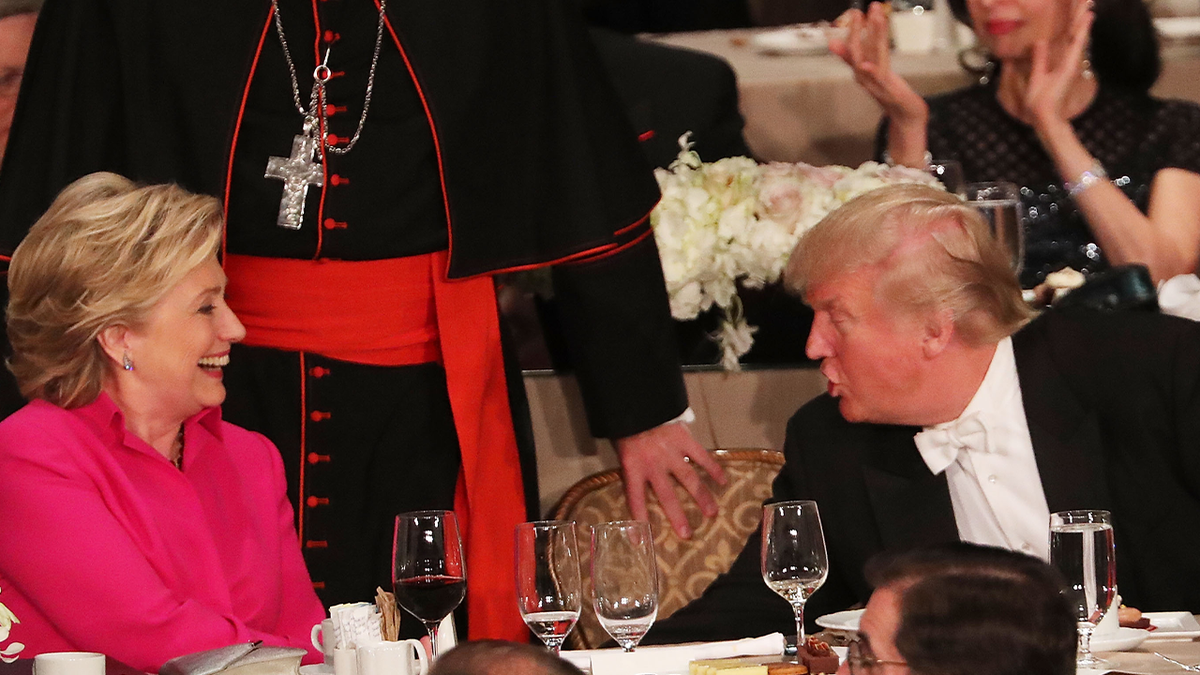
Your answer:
[615,422,727,539]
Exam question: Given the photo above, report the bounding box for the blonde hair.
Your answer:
[7,172,224,407]
[785,183,1034,346]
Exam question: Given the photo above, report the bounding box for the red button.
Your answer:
[329,175,349,186]
[327,133,341,145]
[310,410,332,422]
[323,30,340,43]
[309,366,330,378]
[307,452,330,464]
[306,496,330,508]
[305,540,329,549]
[323,218,347,230]
[313,581,326,589]
[324,104,346,117]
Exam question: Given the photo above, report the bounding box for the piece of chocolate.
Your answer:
[800,637,840,674]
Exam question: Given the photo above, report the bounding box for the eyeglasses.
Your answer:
[847,636,908,675]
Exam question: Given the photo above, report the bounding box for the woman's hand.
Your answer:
[829,4,930,165]
[1022,0,1095,130]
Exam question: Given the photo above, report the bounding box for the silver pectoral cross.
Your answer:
[265,117,325,230]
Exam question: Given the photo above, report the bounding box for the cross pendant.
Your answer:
[265,120,324,230]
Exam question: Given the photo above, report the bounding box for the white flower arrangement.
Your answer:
[0,586,24,662]
[651,135,940,369]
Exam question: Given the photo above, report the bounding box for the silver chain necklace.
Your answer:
[270,0,386,154]
[263,0,387,229]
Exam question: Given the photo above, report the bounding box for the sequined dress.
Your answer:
[885,82,1200,287]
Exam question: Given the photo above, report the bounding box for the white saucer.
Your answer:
[815,608,864,632]
[1091,627,1151,652]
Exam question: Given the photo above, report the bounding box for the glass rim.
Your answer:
[395,509,457,520]
[590,519,652,531]
[765,499,819,509]
[1050,509,1111,522]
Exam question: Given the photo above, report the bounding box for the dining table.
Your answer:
[646,29,1200,167]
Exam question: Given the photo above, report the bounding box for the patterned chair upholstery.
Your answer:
[551,448,785,649]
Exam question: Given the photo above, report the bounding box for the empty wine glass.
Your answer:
[516,520,582,655]
[393,510,466,659]
[762,500,828,649]
[1050,509,1117,669]
[591,520,658,652]
[964,181,1025,274]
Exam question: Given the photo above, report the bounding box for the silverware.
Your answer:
[1153,652,1200,671]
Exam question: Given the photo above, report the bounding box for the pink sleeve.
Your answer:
[0,423,319,671]
[257,431,327,660]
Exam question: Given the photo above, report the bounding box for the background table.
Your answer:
[648,30,1200,166]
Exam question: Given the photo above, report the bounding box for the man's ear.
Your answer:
[96,324,132,367]
[922,308,956,358]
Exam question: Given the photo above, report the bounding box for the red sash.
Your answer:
[225,252,527,641]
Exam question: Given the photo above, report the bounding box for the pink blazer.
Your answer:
[0,394,325,671]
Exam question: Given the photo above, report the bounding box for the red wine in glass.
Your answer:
[393,575,466,624]
[393,510,466,658]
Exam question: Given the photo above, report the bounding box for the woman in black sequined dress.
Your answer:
[830,0,1200,287]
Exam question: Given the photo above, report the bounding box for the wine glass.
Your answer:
[393,510,466,659]
[1050,509,1117,669]
[761,500,828,650]
[964,181,1025,274]
[928,159,965,197]
[515,520,582,655]
[591,520,658,652]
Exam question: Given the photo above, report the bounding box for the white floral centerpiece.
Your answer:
[651,135,939,370]
[0,586,24,662]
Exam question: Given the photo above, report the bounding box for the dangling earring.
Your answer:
[1081,41,1094,80]
[979,58,997,85]
[122,353,134,371]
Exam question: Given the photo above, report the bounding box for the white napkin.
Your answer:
[1158,273,1200,321]
[329,602,382,648]
[560,633,786,675]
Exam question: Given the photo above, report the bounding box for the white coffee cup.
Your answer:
[34,653,105,675]
[312,618,336,664]
[333,646,359,675]
[357,641,429,675]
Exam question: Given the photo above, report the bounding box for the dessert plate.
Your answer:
[815,608,863,632]
[1145,611,1200,639]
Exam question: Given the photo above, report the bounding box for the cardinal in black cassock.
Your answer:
[0,0,712,641]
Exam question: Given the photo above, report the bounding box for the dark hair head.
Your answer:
[428,641,586,675]
[865,543,1077,675]
[947,0,1160,92]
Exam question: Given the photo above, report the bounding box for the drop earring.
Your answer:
[122,353,134,371]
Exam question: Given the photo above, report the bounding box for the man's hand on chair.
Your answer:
[615,422,727,539]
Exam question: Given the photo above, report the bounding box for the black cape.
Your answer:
[0,0,661,277]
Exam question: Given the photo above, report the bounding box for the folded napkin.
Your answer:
[1159,273,1200,321]
[560,633,786,675]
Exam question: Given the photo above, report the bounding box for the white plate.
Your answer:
[751,27,830,55]
[300,665,334,675]
[1145,611,1200,639]
[1091,627,1151,652]
[1155,17,1200,40]
[815,608,864,632]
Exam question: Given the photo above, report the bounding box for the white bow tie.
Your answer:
[914,413,989,475]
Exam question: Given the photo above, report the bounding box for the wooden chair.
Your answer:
[551,448,785,649]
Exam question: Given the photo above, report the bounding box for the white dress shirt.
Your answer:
[912,337,1051,560]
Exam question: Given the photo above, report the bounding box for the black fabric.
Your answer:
[647,309,1200,643]
[879,84,1200,287]
[589,28,750,168]
[0,0,661,276]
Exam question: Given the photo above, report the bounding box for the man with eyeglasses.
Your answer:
[842,543,1076,675]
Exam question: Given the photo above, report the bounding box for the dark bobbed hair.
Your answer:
[865,543,1077,675]
[948,0,1161,92]
[428,640,586,675]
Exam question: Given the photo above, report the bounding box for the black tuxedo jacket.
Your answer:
[647,308,1200,644]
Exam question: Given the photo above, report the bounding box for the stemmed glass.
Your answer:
[762,500,828,650]
[591,520,658,652]
[1050,509,1117,669]
[964,181,1025,274]
[393,510,466,659]
[515,520,582,655]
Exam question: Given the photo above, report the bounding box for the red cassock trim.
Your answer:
[223,251,528,641]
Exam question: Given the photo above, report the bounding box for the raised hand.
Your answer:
[1022,0,1095,129]
[828,5,928,126]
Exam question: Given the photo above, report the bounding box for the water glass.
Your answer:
[964,181,1024,273]
[762,500,828,649]
[1050,509,1117,669]
[393,510,466,659]
[516,520,582,654]
[591,520,658,652]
